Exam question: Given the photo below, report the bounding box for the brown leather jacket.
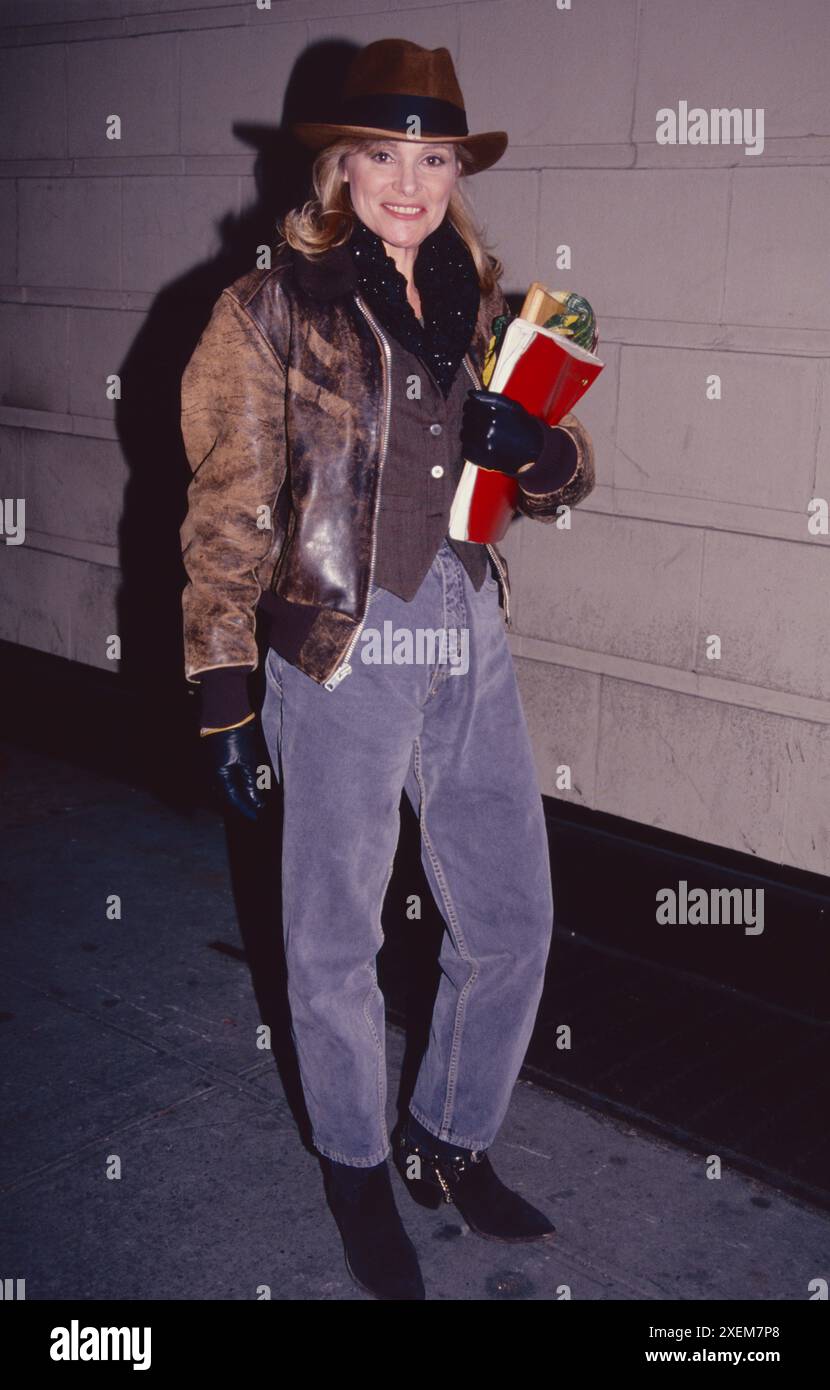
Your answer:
[179,242,595,693]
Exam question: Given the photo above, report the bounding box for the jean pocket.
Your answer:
[265,645,284,692]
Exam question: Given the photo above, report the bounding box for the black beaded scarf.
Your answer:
[346,212,481,399]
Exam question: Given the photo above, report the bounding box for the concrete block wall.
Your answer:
[0,0,827,872]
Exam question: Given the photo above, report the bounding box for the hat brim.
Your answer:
[290,123,508,174]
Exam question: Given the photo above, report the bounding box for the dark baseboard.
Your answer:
[541,795,828,1016]
[3,637,826,986]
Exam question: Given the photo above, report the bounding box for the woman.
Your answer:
[180,39,595,1301]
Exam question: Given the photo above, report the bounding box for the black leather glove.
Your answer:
[201,718,270,822]
[460,389,546,477]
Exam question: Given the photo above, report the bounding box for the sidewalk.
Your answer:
[2,741,827,1301]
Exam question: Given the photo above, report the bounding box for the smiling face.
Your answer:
[342,138,461,254]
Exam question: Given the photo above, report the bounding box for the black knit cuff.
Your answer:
[198,666,253,730]
[519,424,579,495]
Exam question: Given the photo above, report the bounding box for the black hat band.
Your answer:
[338,92,469,138]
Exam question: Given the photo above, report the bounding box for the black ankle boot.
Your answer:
[392,1114,557,1244]
[320,1155,425,1300]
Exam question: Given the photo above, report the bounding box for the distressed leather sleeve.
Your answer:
[179,290,287,683]
[491,285,596,522]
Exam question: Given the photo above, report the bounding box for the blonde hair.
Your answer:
[277,137,503,294]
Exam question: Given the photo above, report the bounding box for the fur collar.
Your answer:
[290,240,357,301]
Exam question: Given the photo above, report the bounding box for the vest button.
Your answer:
[430,465,444,479]
[429,423,442,435]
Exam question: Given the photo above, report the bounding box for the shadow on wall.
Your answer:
[111,39,360,815]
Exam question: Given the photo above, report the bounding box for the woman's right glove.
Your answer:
[200,717,270,822]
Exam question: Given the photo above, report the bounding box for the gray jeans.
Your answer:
[261,538,554,1166]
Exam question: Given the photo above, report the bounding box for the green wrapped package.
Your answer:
[542,293,598,352]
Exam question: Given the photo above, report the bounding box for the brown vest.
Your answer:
[372,334,490,600]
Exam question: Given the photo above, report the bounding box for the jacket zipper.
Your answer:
[323,292,392,690]
[461,355,512,626]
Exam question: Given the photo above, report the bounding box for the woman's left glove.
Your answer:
[460,389,546,476]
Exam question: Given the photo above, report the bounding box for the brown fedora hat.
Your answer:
[291,38,508,175]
